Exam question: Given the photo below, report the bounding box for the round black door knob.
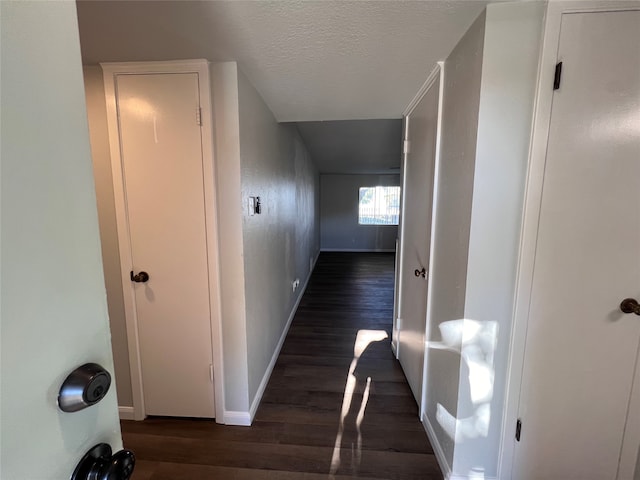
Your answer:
[620,298,640,315]
[71,444,135,480]
[99,450,136,480]
[130,271,149,283]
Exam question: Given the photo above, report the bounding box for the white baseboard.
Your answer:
[449,473,497,480]
[422,412,453,479]
[118,406,135,420]
[247,251,319,422]
[320,248,396,252]
[421,413,497,480]
[223,410,251,426]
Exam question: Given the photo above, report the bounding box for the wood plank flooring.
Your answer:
[122,252,441,479]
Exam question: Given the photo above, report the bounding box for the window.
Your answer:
[358,186,401,225]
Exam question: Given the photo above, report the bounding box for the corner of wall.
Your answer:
[210,60,251,416]
[453,2,545,477]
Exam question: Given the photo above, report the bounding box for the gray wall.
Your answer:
[237,69,321,408]
[83,67,133,407]
[320,174,399,251]
[424,11,485,467]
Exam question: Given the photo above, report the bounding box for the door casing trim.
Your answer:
[101,59,225,422]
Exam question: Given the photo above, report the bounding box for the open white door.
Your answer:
[1,3,125,479]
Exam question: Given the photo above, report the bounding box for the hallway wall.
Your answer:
[236,68,321,412]
[417,2,545,478]
[423,11,485,469]
[320,174,399,251]
[455,3,544,475]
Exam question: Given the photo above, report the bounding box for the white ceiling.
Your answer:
[76,0,489,122]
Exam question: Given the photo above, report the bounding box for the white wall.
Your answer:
[236,68,321,413]
[423,10,486,469]
[455,3,544,477]
[83,67,134,408]
[418,3,545,478]
[210,62,251,417]
[320,174,399,251]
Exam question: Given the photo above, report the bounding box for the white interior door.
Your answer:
[116,73,215,418]
[397,75,441,405]
[1,2,124,478]
[514,10,640,479]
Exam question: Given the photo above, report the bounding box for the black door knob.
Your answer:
[130,271,149,283]
[71,444,135,480]
[414,268,426,278]
[620,298,640,315]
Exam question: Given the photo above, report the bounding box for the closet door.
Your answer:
[514,10,640,479]
[116,72,215,417]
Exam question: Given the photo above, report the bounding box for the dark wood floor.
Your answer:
[122,252,441,479]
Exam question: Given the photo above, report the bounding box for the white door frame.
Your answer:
[398,62,444,418]
[499,2,640,477]
[417,63,444,421]
[101,59,225,422]
[393,116,409,358]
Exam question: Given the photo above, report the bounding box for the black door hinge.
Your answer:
[553,62,563,90]
[515,418,522,442]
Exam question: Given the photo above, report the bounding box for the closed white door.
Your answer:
[514,10,640,479]
[116,73,215,417]
[397,75,441,405]
[1,2,124,478]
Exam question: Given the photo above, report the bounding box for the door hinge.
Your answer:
[209,364,214,383]
[515,418,522,442]
[403,140,411,155]
[553,62,563,90]
[196,107,202,126]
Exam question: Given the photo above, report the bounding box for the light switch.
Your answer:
[248,196,262,215]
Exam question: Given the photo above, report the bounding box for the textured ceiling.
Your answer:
[76,0,490,122]
[295,120,402,174]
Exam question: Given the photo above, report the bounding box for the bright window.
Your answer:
[358,186,401,225]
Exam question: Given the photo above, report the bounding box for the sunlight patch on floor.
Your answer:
[329,329,388,477]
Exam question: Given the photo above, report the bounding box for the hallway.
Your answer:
[122,252,441,479]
